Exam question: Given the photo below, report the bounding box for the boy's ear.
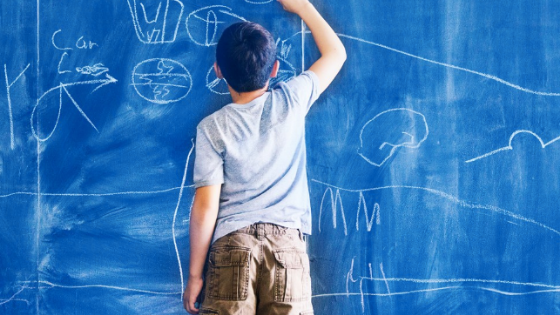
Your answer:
[214,62,224,79]
[269,60,280,78]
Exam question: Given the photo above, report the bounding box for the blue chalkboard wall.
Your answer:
[1,0,560,314]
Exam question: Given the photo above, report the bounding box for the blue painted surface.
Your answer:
[1,0,560,314]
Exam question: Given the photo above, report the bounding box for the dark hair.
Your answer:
[216,22,277,93]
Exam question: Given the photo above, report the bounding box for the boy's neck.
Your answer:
[228,84,269,105]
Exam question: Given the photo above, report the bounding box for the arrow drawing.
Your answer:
[30,73,118,141]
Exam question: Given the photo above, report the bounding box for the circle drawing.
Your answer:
[132,58,192,104]
[186,5,246,47]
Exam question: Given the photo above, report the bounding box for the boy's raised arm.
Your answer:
[278,0,347,94]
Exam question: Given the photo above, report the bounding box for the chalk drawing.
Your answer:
[131,58,192,104]
[173,139,194,299]
[466,130,560,163]
[4,63,30,150]
[285,30,560,96]
[312,179,560,237]
[185,5,246,47]
[126,0,184,44]
[0,287,28,306]
[340,258,560,312]
[358,108,429,167]
[205,65,229,95]
[30,74,118,141]
[270,39,297,88]
[76,63,109,77]
[244,0,273,4]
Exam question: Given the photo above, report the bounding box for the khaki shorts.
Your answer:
[199,223,314,315]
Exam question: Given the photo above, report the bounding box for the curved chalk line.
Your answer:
[311,179,560,237]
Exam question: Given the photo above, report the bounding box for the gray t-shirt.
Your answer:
[193,71,319,243]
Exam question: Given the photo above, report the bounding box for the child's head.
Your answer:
[216,22,277,93]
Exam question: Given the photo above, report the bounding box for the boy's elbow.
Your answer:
[336,43,347,64]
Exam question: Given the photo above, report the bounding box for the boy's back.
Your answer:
[194,71,320,243]
[184,1,346,314]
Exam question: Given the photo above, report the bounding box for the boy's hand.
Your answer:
[277,0,312,14]
[183,276,204,314]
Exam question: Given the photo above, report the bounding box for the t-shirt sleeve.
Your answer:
[193,125,224,188]
[283,70,320,114]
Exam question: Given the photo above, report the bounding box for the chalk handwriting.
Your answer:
[51,30,72,51]
[4,63,30,150]
[57,52,71,74]
[466,130,560,163]
[51,30,98,50]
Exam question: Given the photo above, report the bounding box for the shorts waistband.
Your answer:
[233,222,301,238]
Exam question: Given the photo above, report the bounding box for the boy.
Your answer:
[183,0,346,314]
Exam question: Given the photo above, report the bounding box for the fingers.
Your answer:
[182,290,199,314]
[187,300,200,314]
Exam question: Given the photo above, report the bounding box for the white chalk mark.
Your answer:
[313,286,560,300]
[355,192,380,232]
[379,263,391,295]
[0,185,195,199]
[354,273,560,311]
[466,130,560,163]
[76,63,109,77]
[30,74,117,141]
[127,0,184,44]
[287,30,560,96]
[0,287,27,306]
[57,52,71,74]
[358,108,429,167]
[174,139,195,300]
[4,63,30,150]
[345,257,358,298]
[336,33,560,96]
[35,139,41,315]
[185,6,246,47]
[360,276,560,289]
[205,65,229,95]
[132,58,192,104]
[140,2,161,24]
[244,0,273,4]
[91,74,117,93]
[312,179,560,237]
[314,286,463,299]
[51,29,72,51]
[318,187,348,235]
[62,85,99,133]
[37,280,180,295]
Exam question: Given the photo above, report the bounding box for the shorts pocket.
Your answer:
[207,246,251,301]
[273,249,311,302]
